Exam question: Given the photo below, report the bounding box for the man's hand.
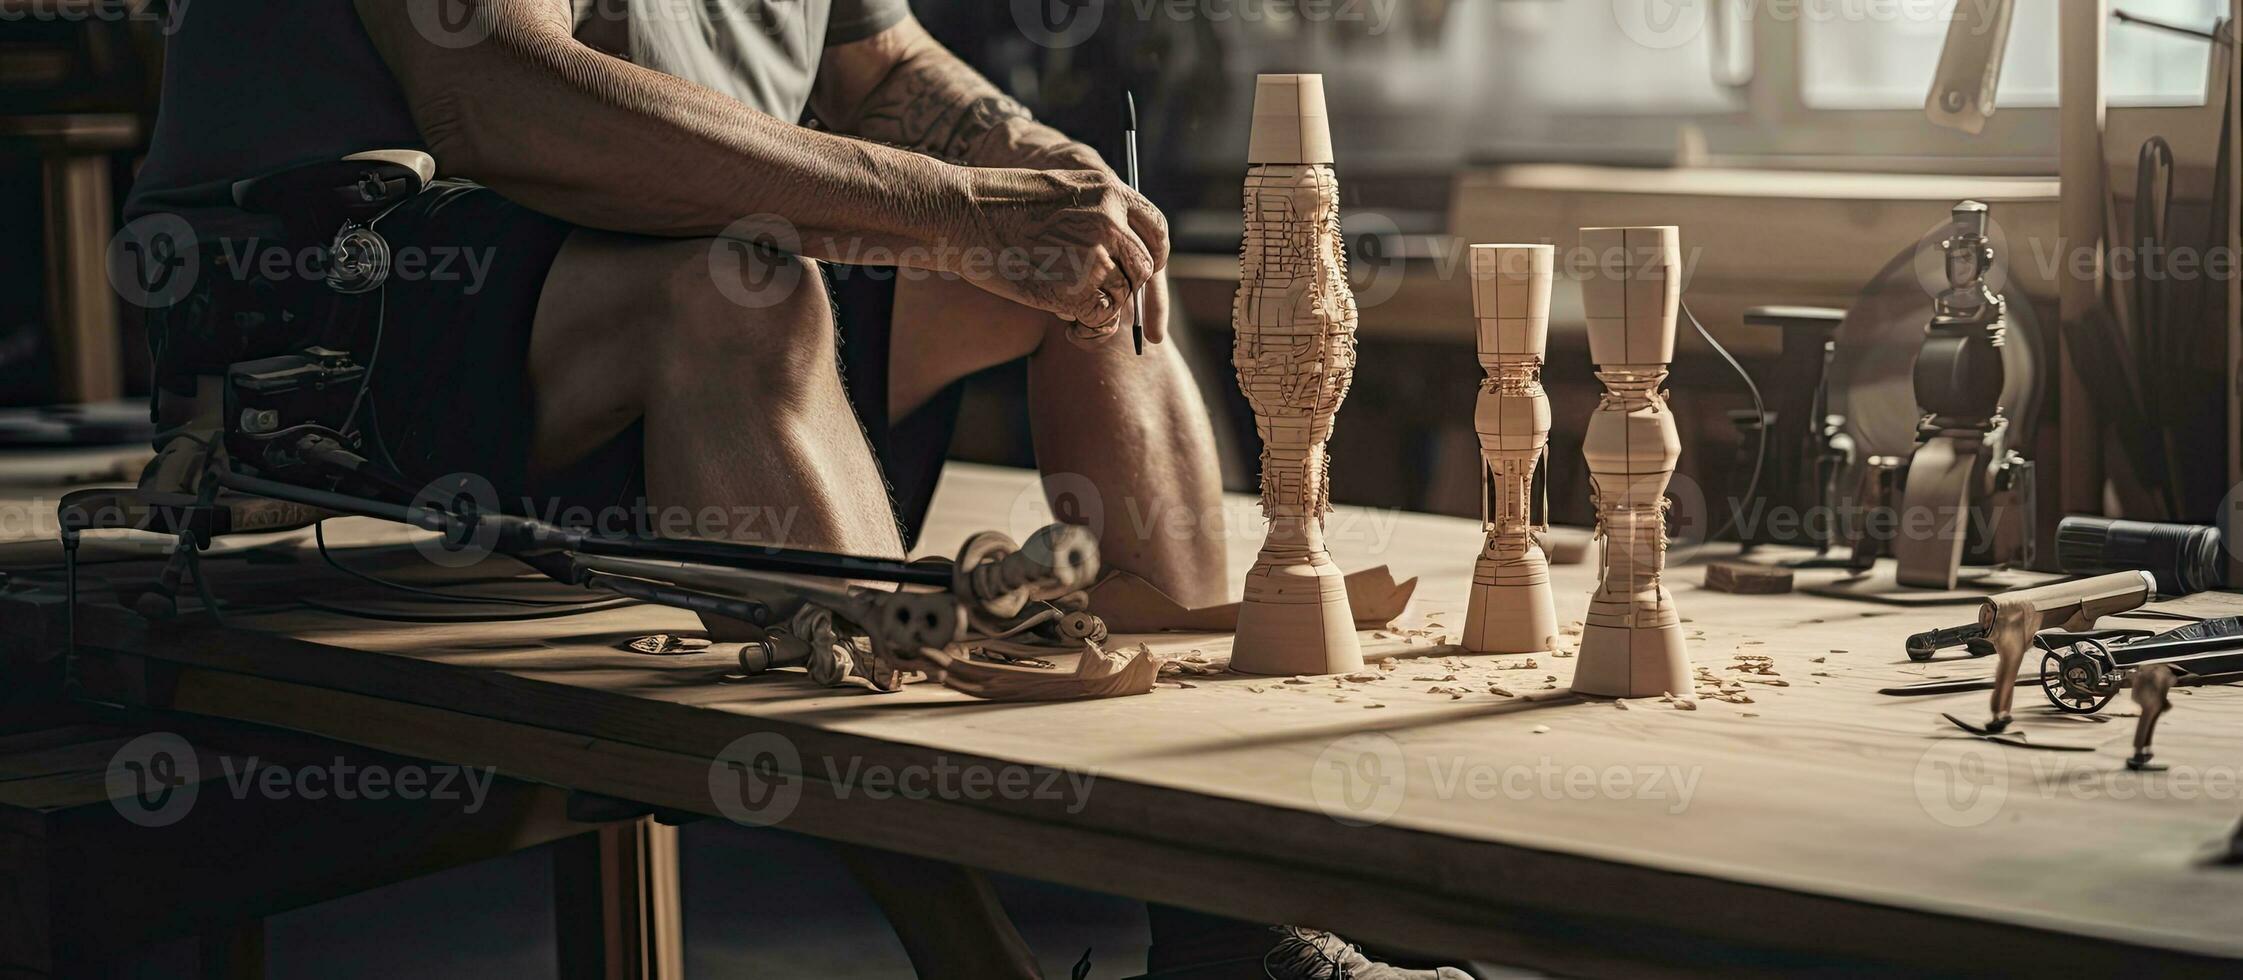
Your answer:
[954,168,1170,337]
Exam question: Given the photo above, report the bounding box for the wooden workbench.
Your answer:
[9,464,2243,977]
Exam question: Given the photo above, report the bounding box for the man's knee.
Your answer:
[658,245,834,403]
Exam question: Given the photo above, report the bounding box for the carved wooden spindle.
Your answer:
[1462,245,1557,655]
[1230,73,1363,676]
[1573,226,1692,698]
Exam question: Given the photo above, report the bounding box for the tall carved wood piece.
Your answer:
[1574,226,1692,697]
[1462,245,1558,655]
[1230,74,1363,676]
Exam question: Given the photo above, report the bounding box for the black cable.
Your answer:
[314,520,618,608]
[186,548,228,629]
[339,286,385,438]
[295,594,637,623]
[1684,303,1765,545]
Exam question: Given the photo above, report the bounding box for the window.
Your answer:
[1803,0,2224,109]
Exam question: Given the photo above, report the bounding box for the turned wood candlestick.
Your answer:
[1462,245,1557,655]
[1230,73,1363,677]
[1573,226,1692,698]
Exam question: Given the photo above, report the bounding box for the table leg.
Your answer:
[41,152,122,404]
[553,818,683,980]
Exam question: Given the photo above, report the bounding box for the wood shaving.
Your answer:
[1344,671,1383,683]
[1532,724,1551,734]
[1488,685,1515,697]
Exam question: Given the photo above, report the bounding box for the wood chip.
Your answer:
[1703,561,1793,594]
[1532,724,1551,734]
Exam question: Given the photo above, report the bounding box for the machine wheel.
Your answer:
[2040,640,2119,714]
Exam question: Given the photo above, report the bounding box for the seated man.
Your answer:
[124,1,1464,976]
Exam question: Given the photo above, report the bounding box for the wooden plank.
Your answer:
[2058,0,2110,520]
[120,663,2237,977]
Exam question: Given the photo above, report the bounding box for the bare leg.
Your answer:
[523,232,1033,975]
[830,843,1043,979]
[889,271,1230,606]
[526,231,901,564]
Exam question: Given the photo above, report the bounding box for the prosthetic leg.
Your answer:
[66,151,1116,701]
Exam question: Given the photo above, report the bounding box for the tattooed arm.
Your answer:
[813,14,1169,340]
[814,16,1115,175]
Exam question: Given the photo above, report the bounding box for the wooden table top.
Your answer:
[10,463,2243,976]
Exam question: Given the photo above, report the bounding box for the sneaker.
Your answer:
[1261,927,1472,980]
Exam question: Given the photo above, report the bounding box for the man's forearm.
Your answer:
[354,0,974,262]
[826,24,1107,173]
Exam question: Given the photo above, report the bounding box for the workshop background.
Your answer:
[0,1,2233,977]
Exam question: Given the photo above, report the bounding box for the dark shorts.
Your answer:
[330,181,960,548]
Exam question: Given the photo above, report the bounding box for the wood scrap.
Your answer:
[930,641,1160,701]
[1704,561,1794,595]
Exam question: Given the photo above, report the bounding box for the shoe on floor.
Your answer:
[1262,926,1472,980]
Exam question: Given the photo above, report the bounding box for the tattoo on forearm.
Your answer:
[854,57,1032,164]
